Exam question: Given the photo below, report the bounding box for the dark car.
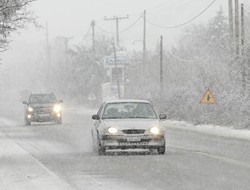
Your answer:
[23,93,63,125]
[91,99,167,155]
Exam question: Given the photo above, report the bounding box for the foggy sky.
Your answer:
[20,0,231,49]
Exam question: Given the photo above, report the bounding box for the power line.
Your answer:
[104,15,129,47]
[146,0,217,29]
[95,24,113,34]
[78,25,91,45]
[120,16,142,33]
[148,0,185,13]
[96,16,141,36]
[120,0,192,18]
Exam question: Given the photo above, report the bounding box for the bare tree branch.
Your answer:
[0,0,36,52]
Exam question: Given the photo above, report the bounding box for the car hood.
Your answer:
[29,103,54,107]
[103,119,160,130]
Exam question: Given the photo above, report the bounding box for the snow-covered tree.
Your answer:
[0,0,35,52]
[48,36,112,104]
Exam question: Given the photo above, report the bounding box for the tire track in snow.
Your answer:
[169,145,250,170]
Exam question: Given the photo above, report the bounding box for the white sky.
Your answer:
[18,0,235,50]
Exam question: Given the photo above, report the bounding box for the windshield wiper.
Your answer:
[102,117,120,119]
[103,116,155,119]
[126,116,152,119]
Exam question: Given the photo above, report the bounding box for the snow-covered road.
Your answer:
[0,108,250,190]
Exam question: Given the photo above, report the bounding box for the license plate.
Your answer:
[127,137,141,142]
[37,114,51,118]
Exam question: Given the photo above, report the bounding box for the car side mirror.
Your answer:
[58,100,63,103]
[92,115,100,120]
[159,114,167,120]
[23,101,28,105]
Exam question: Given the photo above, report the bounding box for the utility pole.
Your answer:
[91,20,95,51]
[228,0,234,54]
[235,0,240,57]
[143,10,146,63]
[241,3,246,96]
[116,17,119,47]
[160,35,163,103]
[241,3,245,56]
[112,42,121,99]
[104,15,129,47]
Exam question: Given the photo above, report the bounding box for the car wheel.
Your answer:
[157,146,165,155]
[97,140,106,156]
[98,146,106,155]
[55,118,62,125]
[25,119,31,126]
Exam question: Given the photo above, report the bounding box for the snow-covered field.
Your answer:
[164,120,250,141]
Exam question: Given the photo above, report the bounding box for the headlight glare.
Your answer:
[53,105,61,113]
[108,127,118,134]
[150,126,160,135]
[28,107,34,112]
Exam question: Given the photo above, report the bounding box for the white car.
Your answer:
[91,99,166,155]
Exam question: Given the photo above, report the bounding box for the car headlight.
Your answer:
[150,126,160,135]
[28,107,34,112]
[108,127,118,134]
[53,105,61,113]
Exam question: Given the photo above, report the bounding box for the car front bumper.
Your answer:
[100,134,165,149]
[26,113,61,122]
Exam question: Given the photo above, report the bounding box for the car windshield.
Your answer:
[29,94,57,104]
[102,102,158,119]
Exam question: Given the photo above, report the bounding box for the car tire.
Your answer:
[157,146,165,155]
[97,140,106,156]
[98,146,106,155]
[25,119,31,126]
[55,118,62,125]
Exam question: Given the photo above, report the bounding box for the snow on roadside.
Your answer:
[0,117,18,126]
[0,131,74,190]
[163,120,250,141]
[64,105,97,115]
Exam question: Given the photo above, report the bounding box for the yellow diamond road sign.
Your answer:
[200,88,216,104]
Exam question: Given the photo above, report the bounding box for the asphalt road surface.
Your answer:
[0,107,250,190]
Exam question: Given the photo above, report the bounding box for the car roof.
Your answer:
[104,99,151,104]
